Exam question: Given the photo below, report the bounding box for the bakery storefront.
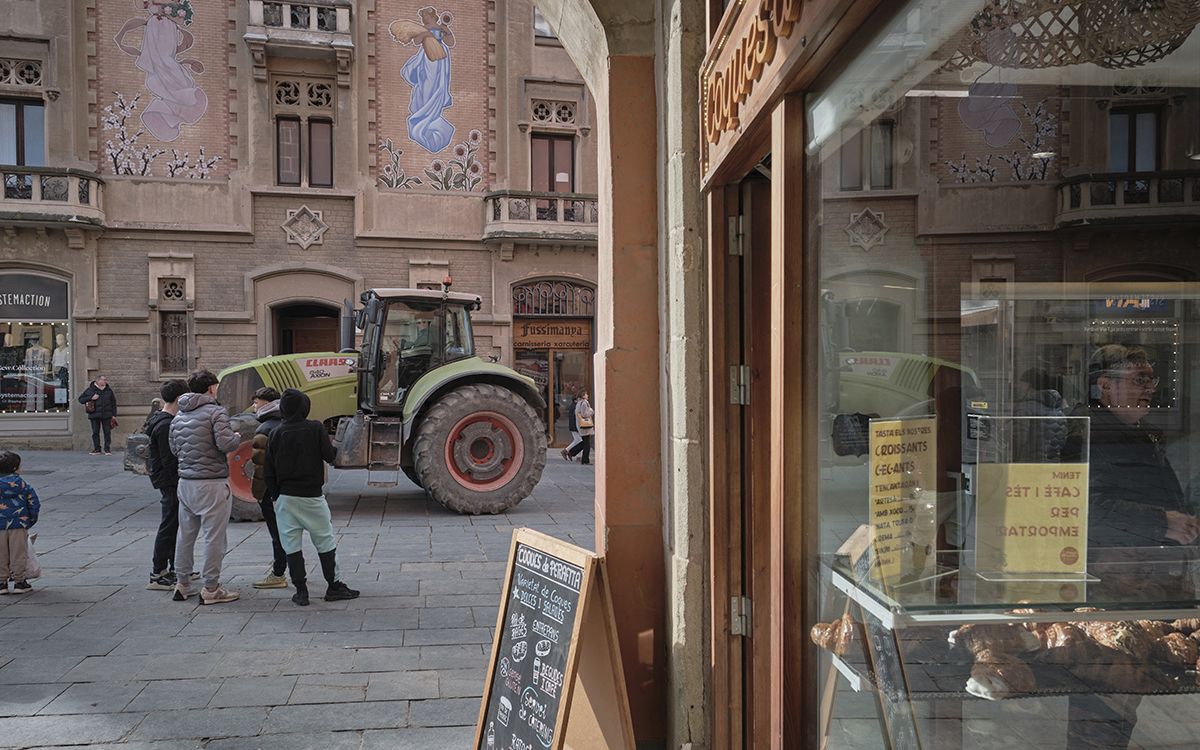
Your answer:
[0,271,72,434]
[703,0,1200,747]
[511,279,595,447]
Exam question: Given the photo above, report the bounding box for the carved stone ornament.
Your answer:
[845,208,889,252]
[282,205,329,250]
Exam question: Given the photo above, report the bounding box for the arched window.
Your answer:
[512,279,595,317]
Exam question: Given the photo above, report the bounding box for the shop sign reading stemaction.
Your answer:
[0,274,69,321]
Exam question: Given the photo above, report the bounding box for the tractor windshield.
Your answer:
[373,299,474,408]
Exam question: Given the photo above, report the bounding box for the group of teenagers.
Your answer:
[144,369,357,606]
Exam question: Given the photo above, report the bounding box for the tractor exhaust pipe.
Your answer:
[339,298,356,353]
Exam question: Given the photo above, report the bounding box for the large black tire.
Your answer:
[413,383,547,514]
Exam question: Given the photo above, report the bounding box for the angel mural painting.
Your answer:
[114,0,208,142]
[390,7,457,153]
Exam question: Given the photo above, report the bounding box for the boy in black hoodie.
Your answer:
[265,388,359,606]
[146,379,188,590]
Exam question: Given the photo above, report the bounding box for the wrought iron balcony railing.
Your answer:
[1056,169,1200,227]
[0,166,105,229]
[484,190,599,247]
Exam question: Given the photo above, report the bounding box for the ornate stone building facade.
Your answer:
[0,0,597,448]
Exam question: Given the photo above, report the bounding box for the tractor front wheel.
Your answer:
[413,383,546,514]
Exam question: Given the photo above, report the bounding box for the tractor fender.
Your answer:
[401,357,543,444]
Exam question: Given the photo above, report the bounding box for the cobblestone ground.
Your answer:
[0,449,594,749]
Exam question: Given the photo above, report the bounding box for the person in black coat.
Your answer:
[1061,344,1200,750]
[78,375,118,455]
[265,389,358,606]
[145,379,187,590]
[248,387,289,590]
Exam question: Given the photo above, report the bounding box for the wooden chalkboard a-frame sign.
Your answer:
[474,528,635,750]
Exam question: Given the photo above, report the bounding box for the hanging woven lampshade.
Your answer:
[943,0,1200,71]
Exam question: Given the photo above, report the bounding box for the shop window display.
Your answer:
[0,323,70,414]
[806,1,1200,747]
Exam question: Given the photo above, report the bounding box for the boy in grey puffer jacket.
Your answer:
[168,369,243,605]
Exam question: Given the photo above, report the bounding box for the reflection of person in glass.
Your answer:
[1065,345,1199,547]
[1062,344,1199,749]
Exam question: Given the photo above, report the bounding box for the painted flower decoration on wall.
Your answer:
[430,159,446,173]
[468,129,483,144]
[440,11,454,25]
[454,144,468,158]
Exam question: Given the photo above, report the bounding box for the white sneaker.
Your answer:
[200,586,240,605]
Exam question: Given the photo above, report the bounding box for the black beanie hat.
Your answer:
[279,388,311,421]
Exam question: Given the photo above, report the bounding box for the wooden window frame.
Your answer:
[1109,105,1161,173]
[839,119,894,192]
[308,117,334,188]
[530,132,576,193]
[0,97,44,166]
[276,116,302,186]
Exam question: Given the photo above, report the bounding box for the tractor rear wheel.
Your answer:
[227,415,264,522]
[413,383,546,514]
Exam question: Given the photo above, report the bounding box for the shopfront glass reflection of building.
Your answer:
[805,1,1200,747]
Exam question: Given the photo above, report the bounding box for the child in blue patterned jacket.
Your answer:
[0,450,39,594]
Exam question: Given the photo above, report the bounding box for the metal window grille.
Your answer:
[159,311,189,374]
[512,280,596,317]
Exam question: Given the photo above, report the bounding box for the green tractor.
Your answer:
[132,285,548,517]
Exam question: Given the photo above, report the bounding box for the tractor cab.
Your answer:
[350,285,481,413]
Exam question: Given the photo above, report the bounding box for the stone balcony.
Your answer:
[245,0,353,86]
[1056,170,1200,227]
[483,190,598,253]
[0,166,105,247]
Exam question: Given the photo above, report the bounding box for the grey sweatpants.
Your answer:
[174,478,232,590]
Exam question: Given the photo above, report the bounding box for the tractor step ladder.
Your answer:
[366,417,403,487]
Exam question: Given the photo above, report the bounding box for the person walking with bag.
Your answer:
[0,451,39,594]
[265,388,358,606]
[169,369,242,605]
[560,394,582,462]
[78,375,118,455]
[146,379,188,590]
[566,391,594,465]
[249,387,289,590]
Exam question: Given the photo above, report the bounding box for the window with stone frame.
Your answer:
[271,76,335,188]
[0,98,45,167]
[838,119,894,191]
[157,278,190,376]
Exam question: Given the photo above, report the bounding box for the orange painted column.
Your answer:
[593,54,666,742]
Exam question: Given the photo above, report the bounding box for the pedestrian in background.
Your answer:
[169,369,242,605]
[567,391,594,465]
[560,393,582,462]
[145,379,188,591]
[0,451,39,594]
[265,388,358,606]
[78,375,118,455]
[249,386,289,590]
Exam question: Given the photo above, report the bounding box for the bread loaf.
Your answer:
[949,623,1039,656]
[1038,623,1092,665]
[1074,621,1153,662]
[809,615,862,656]
[1151,632,1198,668]
[965,648,1036,700]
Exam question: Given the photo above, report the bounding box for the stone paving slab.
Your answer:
[0,449,593,747]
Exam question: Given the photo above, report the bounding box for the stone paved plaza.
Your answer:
[0,449,594,749]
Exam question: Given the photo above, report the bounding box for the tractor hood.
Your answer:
[217,352,358,427]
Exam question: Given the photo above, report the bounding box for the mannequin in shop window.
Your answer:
[0,333,20,370]
[24,337,49,412]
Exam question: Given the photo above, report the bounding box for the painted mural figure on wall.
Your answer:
[389,7,457,154]
[114,0,208,142]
